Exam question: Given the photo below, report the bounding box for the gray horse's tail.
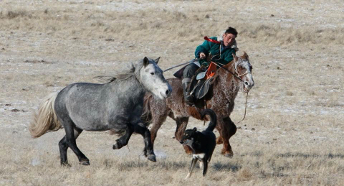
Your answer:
[141,93,153,125]
[29,92,62,138]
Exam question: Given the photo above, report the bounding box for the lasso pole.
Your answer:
[163,59,199,72]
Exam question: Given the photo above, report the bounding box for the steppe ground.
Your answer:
[0,0,343,185]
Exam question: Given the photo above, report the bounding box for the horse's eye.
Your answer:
[150,72,155,75]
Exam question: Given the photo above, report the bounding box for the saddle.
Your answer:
[174,62,217,108]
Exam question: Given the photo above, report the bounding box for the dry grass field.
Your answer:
[0,0,343,185]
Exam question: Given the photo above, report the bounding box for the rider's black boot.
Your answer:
[182,80,194,105]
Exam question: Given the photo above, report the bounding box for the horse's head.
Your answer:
[139,57,172,99]
[232,52,254,93]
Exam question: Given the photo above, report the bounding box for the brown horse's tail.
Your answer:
[141,93,153,125]
[29,92,62,138]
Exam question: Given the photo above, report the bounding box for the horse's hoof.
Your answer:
[223,151,234,158]
[113,143,122,149]
[216,137,223,144]
[113,144,118,149]
[143,148,148,157]
[147,154,156,162]
[80,160,90,166]
[61,162,71,167]
[224,153,233,158]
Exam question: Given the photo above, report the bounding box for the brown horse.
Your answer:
[142,52,254,157]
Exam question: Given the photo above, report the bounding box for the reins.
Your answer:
[237,92,249,124]
[210,61,244,82]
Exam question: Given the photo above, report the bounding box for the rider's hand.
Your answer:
[201,62,208,69]
[199,52,206,59]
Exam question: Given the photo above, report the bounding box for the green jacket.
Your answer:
[195,37,236,66]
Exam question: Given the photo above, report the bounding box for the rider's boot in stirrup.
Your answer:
[182,80,194,105]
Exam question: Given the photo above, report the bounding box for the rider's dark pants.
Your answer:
[182,63,199,84]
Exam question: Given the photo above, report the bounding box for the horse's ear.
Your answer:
[232,53,238,61]
[143,57,149,67]
[242,51,249,60]
[155,57,160,64]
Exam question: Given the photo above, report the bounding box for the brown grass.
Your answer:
[0,0,343,185]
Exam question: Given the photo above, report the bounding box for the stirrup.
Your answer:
[184,93,194,105]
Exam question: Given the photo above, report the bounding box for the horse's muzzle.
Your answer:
[165,88,172,97]
[243,80,254,93]
[164,84,172,98]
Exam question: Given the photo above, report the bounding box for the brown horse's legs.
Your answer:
[217,117,237,157]
[149,113,168,144]
[150,124,160,144]
[174,117,189,140]
[216,136,223,144]
[174,117,192,154]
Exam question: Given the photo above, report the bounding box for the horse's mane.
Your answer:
[96,59,144,83]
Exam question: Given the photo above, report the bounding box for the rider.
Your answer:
[182,27,239,104]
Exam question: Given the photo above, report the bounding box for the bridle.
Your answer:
[234,58,249,78]
[211,57,249,82]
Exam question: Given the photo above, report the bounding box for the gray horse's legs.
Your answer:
[59,126,88,165]
[64,123,89,165]
[134,123,156,162]
[113,124,156,162]
[58,136,69,166]
[113,126,134,149]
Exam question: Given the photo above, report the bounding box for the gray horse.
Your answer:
[29,57,172,165]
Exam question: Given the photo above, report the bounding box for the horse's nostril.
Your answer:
[166,90,170,96]
[244,82,249,86]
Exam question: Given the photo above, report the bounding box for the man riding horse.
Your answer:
[182,27,238,105]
